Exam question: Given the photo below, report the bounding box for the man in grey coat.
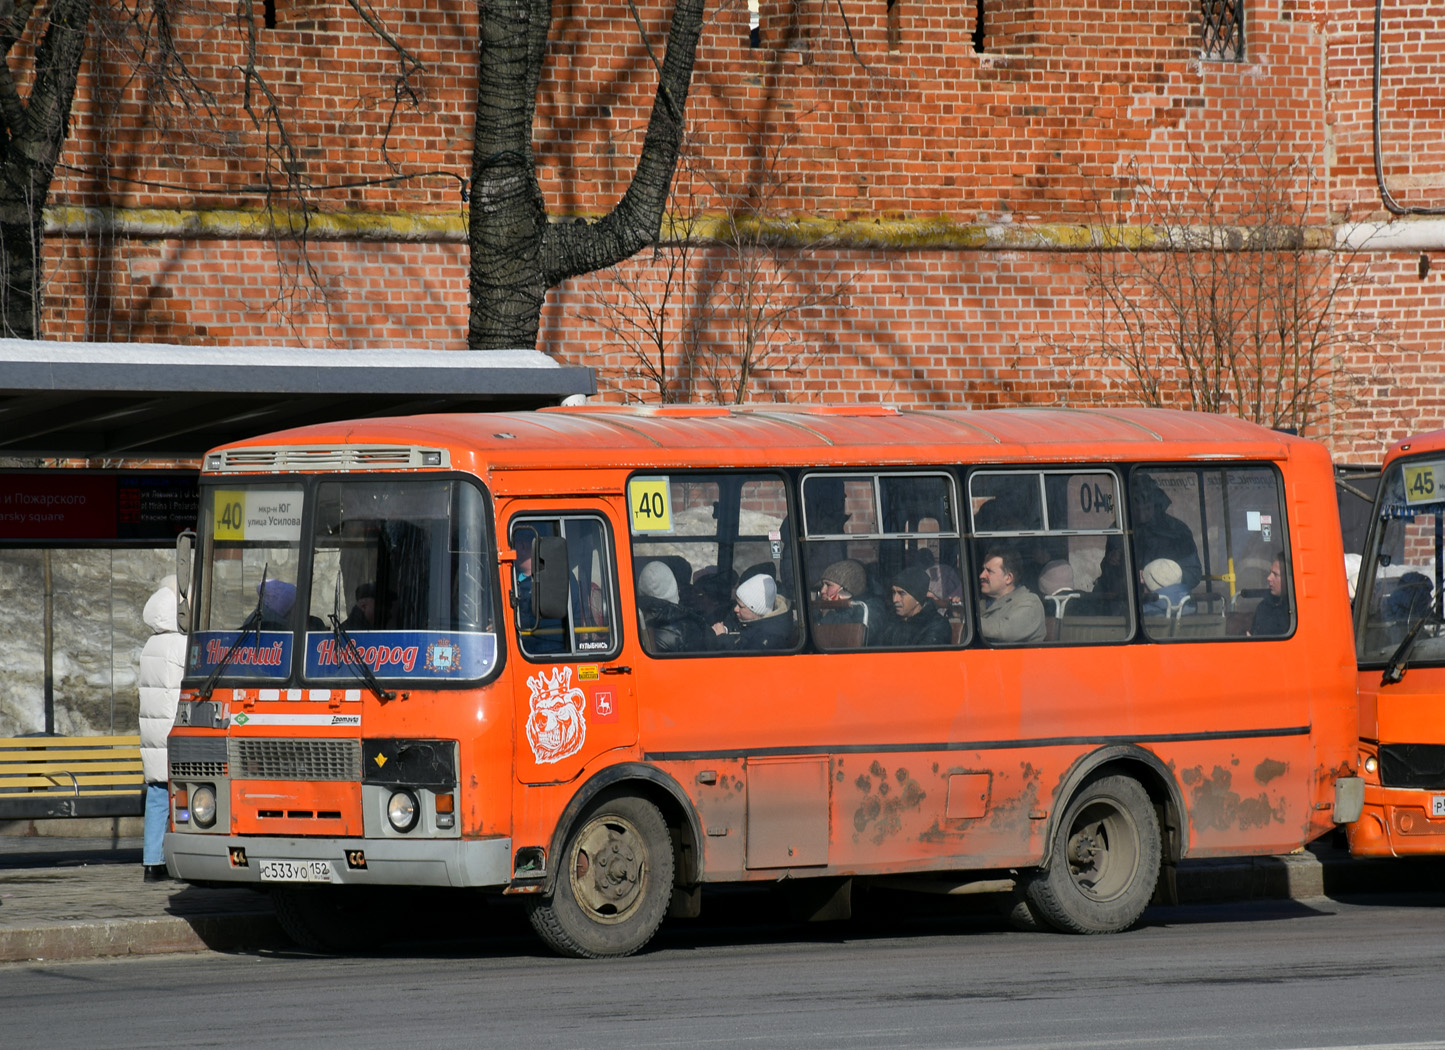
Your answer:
[978,547,1046,644]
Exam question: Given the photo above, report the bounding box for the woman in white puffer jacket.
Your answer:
[138,575,186,882]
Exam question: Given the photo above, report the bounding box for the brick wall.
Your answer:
[32,0,1445,461]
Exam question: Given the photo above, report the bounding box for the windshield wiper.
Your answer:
[199,566,269,700]
[1382,611,1436,686]
[328,578,398,702]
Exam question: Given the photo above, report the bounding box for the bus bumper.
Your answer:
[165,832,513,888]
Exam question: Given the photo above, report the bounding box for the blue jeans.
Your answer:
[144,782,169,867]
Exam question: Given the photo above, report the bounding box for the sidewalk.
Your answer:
[1,831,1441,965]
[0,833,285,964]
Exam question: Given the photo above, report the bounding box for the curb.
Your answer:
[0,912,287,964]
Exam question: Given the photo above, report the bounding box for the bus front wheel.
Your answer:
[1025,774,1160,934]
[527,795,675,958]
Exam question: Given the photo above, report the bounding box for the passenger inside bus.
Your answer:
[977,547,1047,643]
[513,527,565,654]
[343,582,377,630]
[1139,558,1192,616]
[711,570,794,650]
[242,578,297,631]
[811,558,886,649]
[636,560,710,653]
[874,567,951,647]
[1248,552,1292,637]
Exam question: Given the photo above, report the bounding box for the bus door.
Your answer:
[504,504,634,786]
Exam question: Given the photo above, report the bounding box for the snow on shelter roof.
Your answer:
[0,340,595,458]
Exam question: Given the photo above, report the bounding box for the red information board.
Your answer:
[0,471,198,544]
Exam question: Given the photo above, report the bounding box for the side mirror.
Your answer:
[175,529,195,634]
[533,536,571,621]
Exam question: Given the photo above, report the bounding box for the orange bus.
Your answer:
[1349,429,1445,856]
[165,405,1361,957]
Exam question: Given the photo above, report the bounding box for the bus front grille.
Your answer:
[229,738,361,781]
[1379,744,1445,789]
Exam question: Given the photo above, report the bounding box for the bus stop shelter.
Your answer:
[0,340,595,740]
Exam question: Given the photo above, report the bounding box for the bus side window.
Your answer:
[972,469,1130,646]
[629,472,799,655]
[805,471,962,650]
[1128,466,1291,642]
[510,515,620,660]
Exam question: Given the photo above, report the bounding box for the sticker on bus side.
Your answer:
[526,666,587,764]
[628,477,673,533]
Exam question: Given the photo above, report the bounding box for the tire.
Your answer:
[527,795,675,959]
[1024,773,1161,934]
[272,885,396,953]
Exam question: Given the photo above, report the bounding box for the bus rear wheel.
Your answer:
[1025,773,1160,934]
[527,795,674,958]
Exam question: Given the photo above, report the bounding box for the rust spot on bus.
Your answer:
[1254,758,1288,785]
[852,764,927,844]
[1185,764,1285,832]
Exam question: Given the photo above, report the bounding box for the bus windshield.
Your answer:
[190,476,498,683]
[1356,456,1445,668]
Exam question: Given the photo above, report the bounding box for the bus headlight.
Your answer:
[1364,755,1379,775]
[387,790,420,833]
[192,784,218,829]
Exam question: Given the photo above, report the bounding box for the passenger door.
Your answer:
[503,502,637,785]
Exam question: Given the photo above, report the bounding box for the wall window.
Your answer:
[970,470,1128,645]
[801,471,963,650]
[509,515,618,660]
[628,473,800,655]
[1201,0,1243,61]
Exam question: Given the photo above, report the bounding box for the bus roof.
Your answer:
[1383,428,1445,464]
[205,405,1309,472]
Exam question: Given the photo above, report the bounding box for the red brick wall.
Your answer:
[34,0,1445,462]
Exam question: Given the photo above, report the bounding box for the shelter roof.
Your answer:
[0,341,594,458]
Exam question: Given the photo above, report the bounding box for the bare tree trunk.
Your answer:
[468,0,706,350]
[0,0,93,339]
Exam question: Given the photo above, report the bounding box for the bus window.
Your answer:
[1128,466,1292,642]
[971,469,1129,644]
[629,472,800,654]
[511,515,619,659]
[804,471,962,649]
[1357,461,1443,664]
[189,483,305,682]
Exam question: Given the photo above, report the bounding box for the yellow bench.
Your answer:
[0,735,145,819]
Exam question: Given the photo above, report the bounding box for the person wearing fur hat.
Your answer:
[637,560,708,653]
[814,559,888,641]
[712,569,795,650]
[977,547,1046,643]
[874,566,950,647]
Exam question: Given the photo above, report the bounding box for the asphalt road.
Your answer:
[6,890,1445,1050]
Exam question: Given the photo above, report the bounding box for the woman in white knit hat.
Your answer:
[711,569,794,650]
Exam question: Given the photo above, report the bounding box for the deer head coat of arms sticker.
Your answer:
[525,666,587,764]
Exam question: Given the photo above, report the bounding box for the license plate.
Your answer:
[1433,796,1445,819]
[259,859,333,883]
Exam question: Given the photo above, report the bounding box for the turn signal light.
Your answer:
[436,792,456,829]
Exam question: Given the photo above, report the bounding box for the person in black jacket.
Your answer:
[1249,552,1292,637]
[874,567,950,647]
[637,560,708,653]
